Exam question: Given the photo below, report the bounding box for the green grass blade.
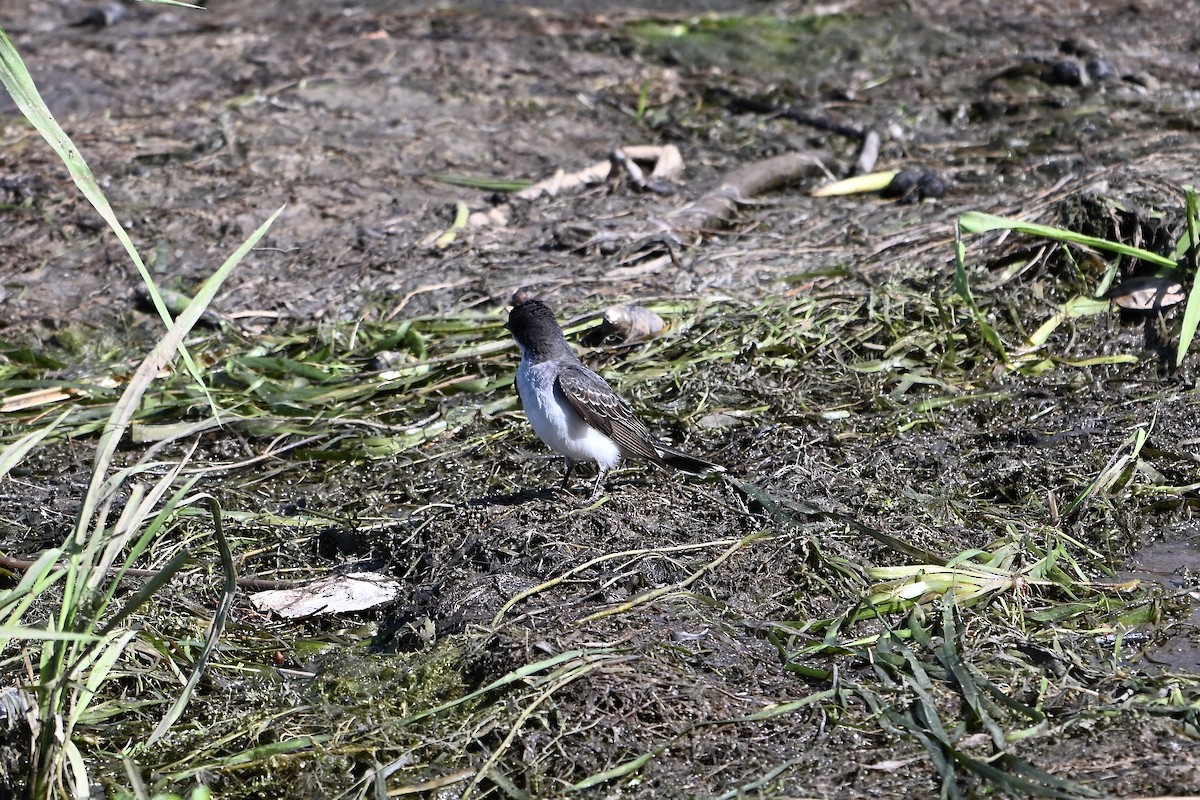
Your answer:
[428,173,530,192]
[99,475,201,614]
[948,748,1096,798]
[62,739,90,799]
[1027,296,1112,347]
[1062,426,1147,517]
[122,756,152,800]
[1176,187,1200,366]
[960,211,1178,269]
[0,21,221,413]
[148,498,236,744]
[0,411,67,479]
[568,749,663,792]
[0,550,68,655]
[934,602,1006,749]
[0,549,63,614]
[98,550,191,636]
[0,627,100,642]
[954,222,1008,361]
[1172,187,1199,262]
[0,25,175,332]
[72,204,285,557]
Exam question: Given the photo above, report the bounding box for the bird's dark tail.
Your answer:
[657,446,724,475]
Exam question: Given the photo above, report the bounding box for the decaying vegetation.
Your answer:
[2,2,1200,798]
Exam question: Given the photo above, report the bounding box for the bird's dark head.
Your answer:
[506,299,572,359]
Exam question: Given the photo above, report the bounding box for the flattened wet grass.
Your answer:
[4,240,1199,797]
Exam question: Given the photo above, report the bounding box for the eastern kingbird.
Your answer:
[505,298,722,497]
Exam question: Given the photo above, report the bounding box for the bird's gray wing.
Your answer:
[554,363,664,463]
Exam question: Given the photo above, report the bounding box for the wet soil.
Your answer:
[3,0,1200,798]
[3,0,1194,338]
[1121,532,1200,671]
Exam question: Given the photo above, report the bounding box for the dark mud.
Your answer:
[3,1,1200,798]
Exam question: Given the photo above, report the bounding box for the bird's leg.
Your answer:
[560,458,575,490]
[589,468,608,499]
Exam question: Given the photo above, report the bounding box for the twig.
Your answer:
[667,151,824,232]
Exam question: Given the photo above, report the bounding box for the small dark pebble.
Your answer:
[1086,59,1117,82]
[882,169,948,203]
[551,222,598,250]
[73,3,127,27]
[1059,37,1100,58]
[1047,59,1087,87]
[0,176,40,206]
[133,286,223,327]
[644,179,676,196]
[316,526,367,559]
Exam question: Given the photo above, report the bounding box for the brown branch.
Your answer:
[666,151,825,232]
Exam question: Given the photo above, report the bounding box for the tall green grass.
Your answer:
[0,15,281,797]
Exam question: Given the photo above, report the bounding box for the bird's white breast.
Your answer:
[516,358,622,470]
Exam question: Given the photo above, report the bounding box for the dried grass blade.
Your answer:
[491,539,741,626]
[725,475,939,563]
[1062,426,1147,517]
[461,658,605,799]
[577,533,764,624]
[569,689,836,793]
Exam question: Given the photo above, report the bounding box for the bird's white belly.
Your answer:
[517,360,622,470]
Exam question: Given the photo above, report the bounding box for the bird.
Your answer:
[505,297,722,497]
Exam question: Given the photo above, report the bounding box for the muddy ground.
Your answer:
[3,0,1200,798]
